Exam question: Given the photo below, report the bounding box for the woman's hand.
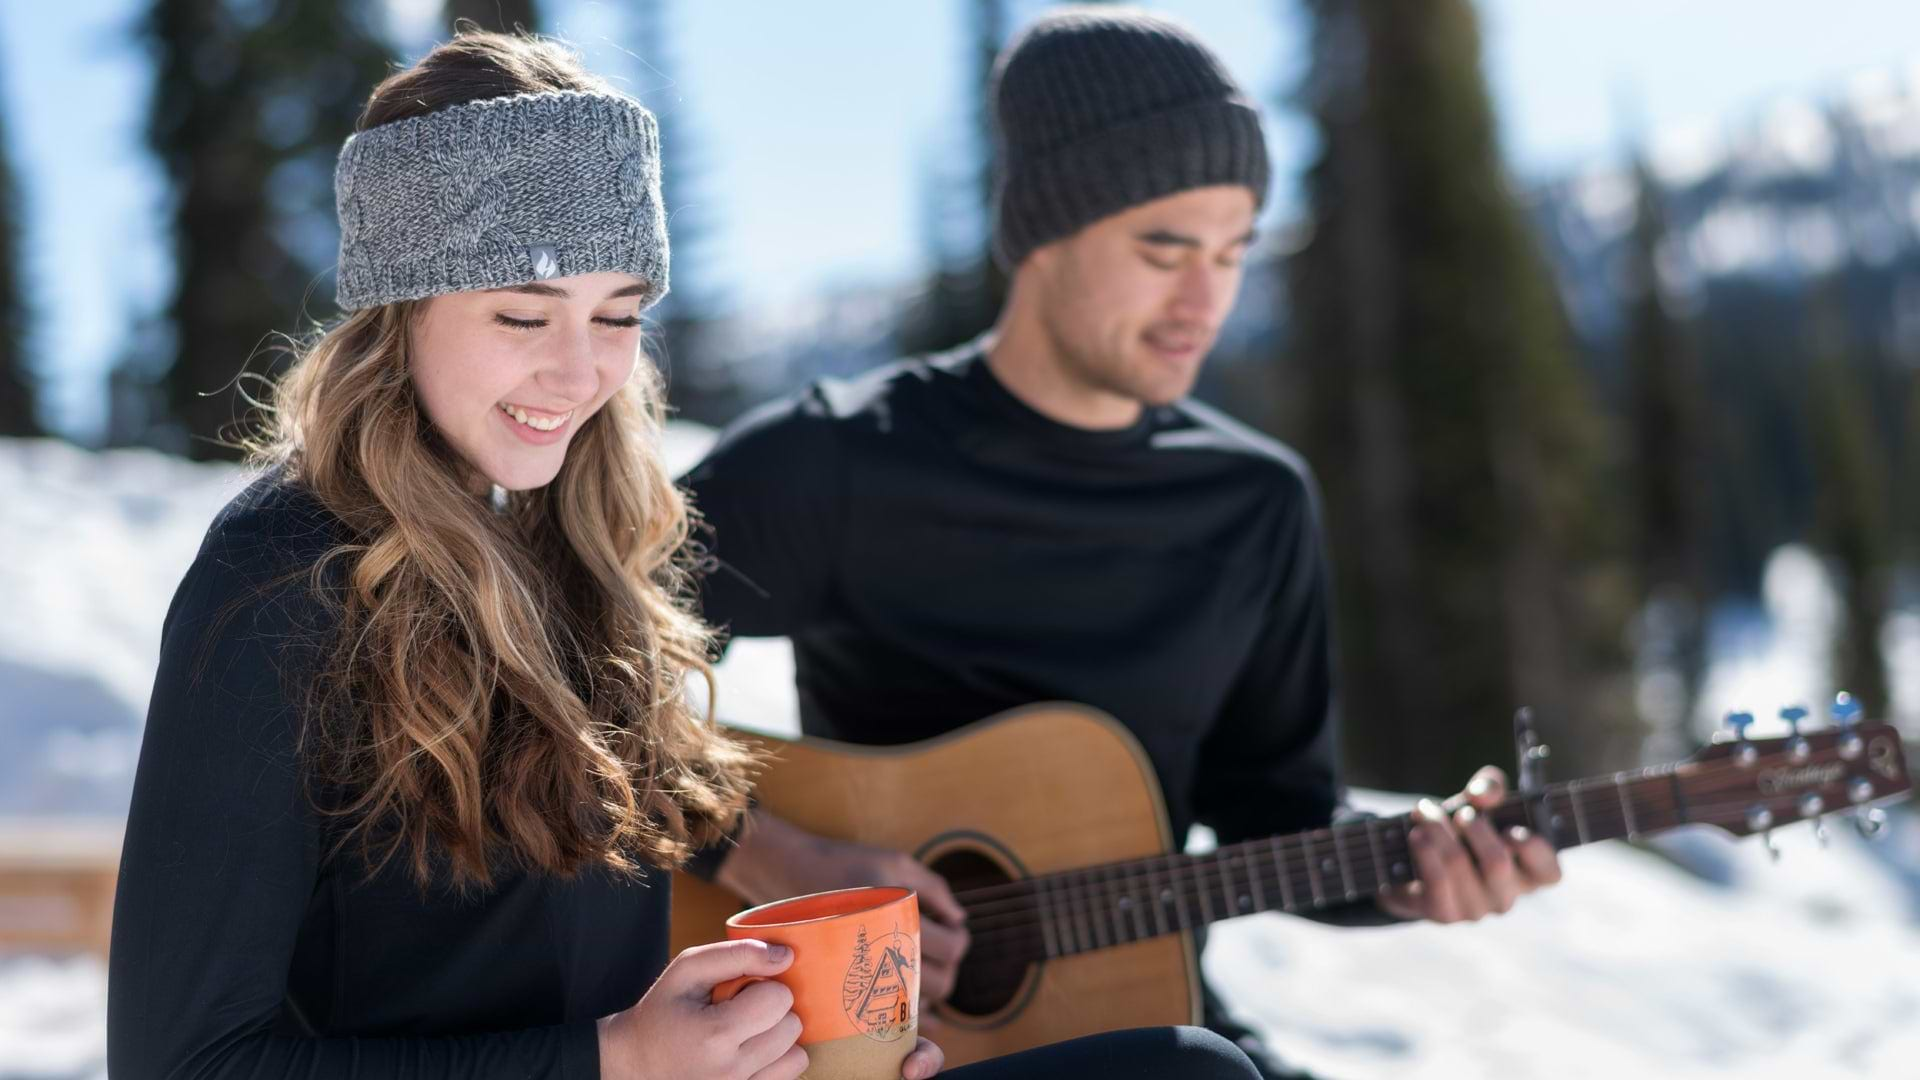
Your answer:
[901,1035,945,1079]
[598,938,806,1080]
[718,810,970,1014]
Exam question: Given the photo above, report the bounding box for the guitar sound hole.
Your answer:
[929,848,1032,1018]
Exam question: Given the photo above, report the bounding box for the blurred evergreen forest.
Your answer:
[5,0,1910,792]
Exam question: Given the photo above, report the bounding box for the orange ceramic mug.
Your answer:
[711,885,921,1080]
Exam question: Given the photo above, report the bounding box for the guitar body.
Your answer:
[670,704,1202,1067]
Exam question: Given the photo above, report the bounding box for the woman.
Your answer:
[108,30,1260,1080]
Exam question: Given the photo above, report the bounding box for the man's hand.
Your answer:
[717,809,971,1013]
[1376,766,1562,923]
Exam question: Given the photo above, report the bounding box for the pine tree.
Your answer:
[1288,0,1635,792]
[1897,317,1920,566]
[628,0,734,425]
[443,0,539,35]
[1806,277,1892,717]
[1903,365,1920,563]
[895,0,1008,356]
[0,42,38,439]
[843,924,873,1003]
[139,0,393,458]
[1621,157,1710,751]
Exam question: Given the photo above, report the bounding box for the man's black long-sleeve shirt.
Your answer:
[682,343,1345,851]
[109,468,661,1079]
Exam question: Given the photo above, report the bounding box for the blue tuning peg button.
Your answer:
[1781,705,1812,762]
[1725,711,1759,766]
[1835,692,1867,761]
[1832,692,1862,727]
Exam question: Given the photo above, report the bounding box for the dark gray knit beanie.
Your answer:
[990,7,1270,270]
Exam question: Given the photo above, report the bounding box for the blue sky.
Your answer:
[10,0,1920,438]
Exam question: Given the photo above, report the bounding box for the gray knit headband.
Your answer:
[333,89,669,312]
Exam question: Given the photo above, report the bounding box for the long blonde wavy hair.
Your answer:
[246,32,754,890]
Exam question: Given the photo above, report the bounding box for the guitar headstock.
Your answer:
[1684,696,1911,839]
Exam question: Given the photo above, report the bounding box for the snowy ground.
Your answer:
[3,434,1918,1079]
[1205,801,1920,1080]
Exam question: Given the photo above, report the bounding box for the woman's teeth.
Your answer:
[499,403,572,432]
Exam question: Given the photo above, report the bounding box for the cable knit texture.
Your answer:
[333,90,670,311]
[990,6,1270,270]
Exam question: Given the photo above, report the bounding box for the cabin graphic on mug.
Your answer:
[841,923,918,1041]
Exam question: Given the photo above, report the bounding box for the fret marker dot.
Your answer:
[1239,895,1252,910]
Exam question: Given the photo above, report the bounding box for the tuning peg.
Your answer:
[1725,711,1759,766]
[1854,807,1888,841]
[1832,694,1868,761]
[1799,792,1828,848]
[1832,692,1861,727]
[1745,805,1783,862]
[1780,705,1811,762]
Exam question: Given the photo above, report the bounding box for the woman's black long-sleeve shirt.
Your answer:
[108,469,664,1079]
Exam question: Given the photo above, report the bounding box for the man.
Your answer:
[681,9,1561,1077]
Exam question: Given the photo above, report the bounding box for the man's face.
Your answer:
[1027,185,1258,408]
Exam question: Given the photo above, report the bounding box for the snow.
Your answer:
[1650,122,1729,188]
[1748,100,1838,180]
[1206,805,1920,1079]
[3,434,1916,1078]
[1548,59,1920,300]
[1846,66,1920,161]
[0,441,246,817]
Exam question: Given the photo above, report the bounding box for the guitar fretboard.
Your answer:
[953,764,1694,967]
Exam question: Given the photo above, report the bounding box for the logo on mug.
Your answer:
[841,923,918,1042]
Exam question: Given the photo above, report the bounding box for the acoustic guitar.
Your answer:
[670,700,1912,1067]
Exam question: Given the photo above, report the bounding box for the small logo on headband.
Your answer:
[529,245,560,280]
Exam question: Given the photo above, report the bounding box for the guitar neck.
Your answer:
[952,720,1906,971]
[980,765,1692,959]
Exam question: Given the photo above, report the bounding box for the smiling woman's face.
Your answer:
[409,271,651,492]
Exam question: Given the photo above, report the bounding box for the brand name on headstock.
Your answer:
[1758,762,1846,795]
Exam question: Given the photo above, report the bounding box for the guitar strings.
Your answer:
[955,788,1852,969]
[943,788,1825,985]
[954,782,1717,938]
[948,784,1853,964]
[951,777,1666,921]
[939,736,1896,920]
[947,753,1836,922]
